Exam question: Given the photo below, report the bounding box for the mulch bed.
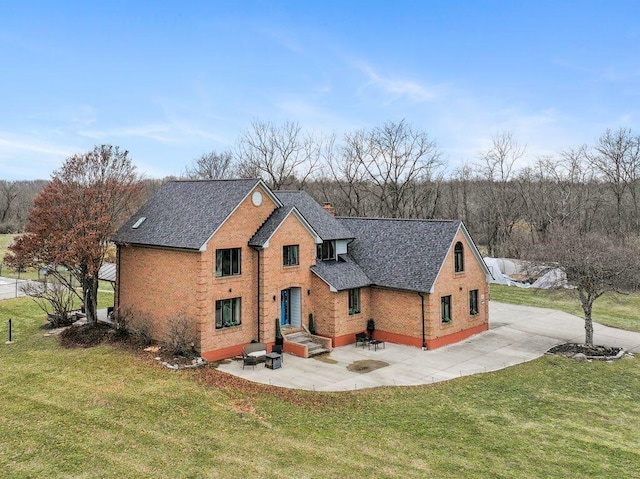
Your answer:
[58,322,127,348]
[547,343,624,360]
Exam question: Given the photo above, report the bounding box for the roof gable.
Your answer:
[311,254,371,291]
[337,217,464,293]
[275,191,354,241]
[249,206,321,248]
[429,222,492,291]
[113,179,279,250]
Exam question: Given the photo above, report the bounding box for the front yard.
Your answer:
[490,284,640,333]
[0,294,639,478]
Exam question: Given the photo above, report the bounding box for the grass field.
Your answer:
[490,284,640,333]
[1,294,639,478]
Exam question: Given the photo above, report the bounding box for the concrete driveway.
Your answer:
[216,301,640,391]
[0,276,28,301]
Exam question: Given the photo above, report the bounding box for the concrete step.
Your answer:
[308,347,330,357]
[284,332,309,342]
[285,331,329,357]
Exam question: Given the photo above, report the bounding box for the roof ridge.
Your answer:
[169,178,260,183]
[337,216,459,223]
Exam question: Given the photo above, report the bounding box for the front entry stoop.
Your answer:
[284,331,331,358]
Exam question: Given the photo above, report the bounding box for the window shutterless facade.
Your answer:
[216,248,241,277]
[469,289,479,315]
[454,241,464,273]
[348,288,361,315]
[215,297,241,329]
[441,295,452,323]
[316,240,336,261]
[283,244,299,266]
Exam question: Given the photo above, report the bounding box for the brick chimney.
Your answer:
[323,202,335,216]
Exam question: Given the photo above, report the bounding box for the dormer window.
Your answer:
[316,240,336,261]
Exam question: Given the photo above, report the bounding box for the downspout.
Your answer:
[419,292,426,350]
[252,246,261,342]
[115,244,121,315]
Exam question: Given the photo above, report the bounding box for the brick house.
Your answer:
[113,179,491,361]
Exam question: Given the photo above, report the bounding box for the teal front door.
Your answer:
[281,287,301,327]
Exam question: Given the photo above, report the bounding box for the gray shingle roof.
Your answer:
[338,217,462,293]
[311,254,371,291]
[113,179,264,250]
[249,205,321,247]
[275,191,353,241]
[248,206,295,247]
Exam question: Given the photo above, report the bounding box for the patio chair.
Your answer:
[242,354,257,370]
[355,332,369,348]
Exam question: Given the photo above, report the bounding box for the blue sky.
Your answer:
[1,0,638,180]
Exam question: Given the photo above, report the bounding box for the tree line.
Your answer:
[4,121,640,258]
[182,120,640,258]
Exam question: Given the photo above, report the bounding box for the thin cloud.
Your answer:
[77,125,175,143]
[0,135,73,157]
[357,62,436,102]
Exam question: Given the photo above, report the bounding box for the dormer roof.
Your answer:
[275,191,354,241]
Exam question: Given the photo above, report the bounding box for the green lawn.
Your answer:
[1,296,639,478]
[490,284,640,333]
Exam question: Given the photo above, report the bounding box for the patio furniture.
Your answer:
[368,339,385,351]
[243,342,267,361]
[355,332,369,348]
[242,355,257,369]
[271,344,284,362]
[265,352,282,370]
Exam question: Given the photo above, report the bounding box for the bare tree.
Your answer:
[325,130,370,216]
[445,163,474,223]
[476,132,526,256]
[587,128,640,232]
[21,278,77,328]
[183,150,235,180]
[235,120,321,190]
[363,120,443,218]
[0,180,19,224]
[530,225,640,345]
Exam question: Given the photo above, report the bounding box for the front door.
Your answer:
[280,288,301,327]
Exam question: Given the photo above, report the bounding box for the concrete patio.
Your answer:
[216,301,640,391]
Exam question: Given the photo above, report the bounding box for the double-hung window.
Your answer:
[215,298,241,329]
[441,295,452,323]
[348,288,361,315]
[216,248,241,277]
[469,289,479,315]
[283,245,299,266]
